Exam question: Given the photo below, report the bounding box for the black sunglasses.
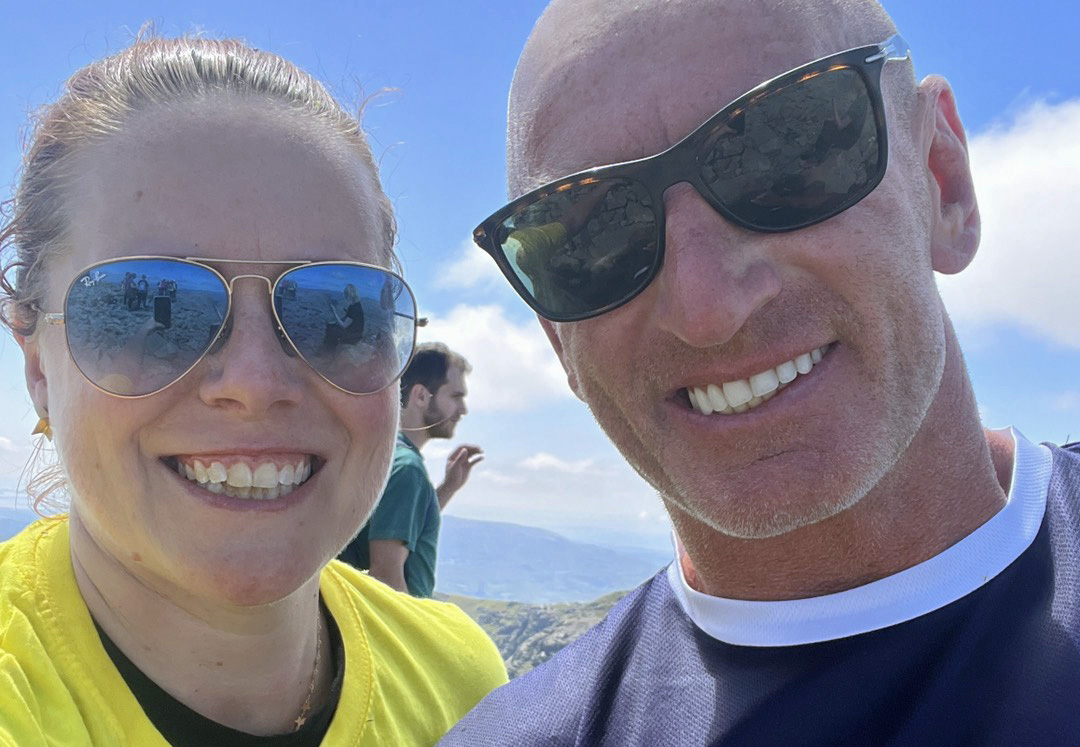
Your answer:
[38,256,424,397]
[473,34,911,322]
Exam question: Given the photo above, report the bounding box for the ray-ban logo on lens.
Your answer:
[79,270,107,287]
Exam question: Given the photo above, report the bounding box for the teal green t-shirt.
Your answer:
[338,433,441,597]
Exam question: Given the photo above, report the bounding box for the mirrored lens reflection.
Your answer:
[275,264,417,394]
[700,67,881,229]
[496,179,659,318]
[64,259,229,395]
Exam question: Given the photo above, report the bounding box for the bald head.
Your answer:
[508,0,903,196]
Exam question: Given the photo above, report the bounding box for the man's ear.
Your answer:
[918,75,981,275]
[16,331,49,419]
[404,382,429,409]
[538,317,582,400]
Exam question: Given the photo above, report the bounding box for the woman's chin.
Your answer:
[175,550,326,608]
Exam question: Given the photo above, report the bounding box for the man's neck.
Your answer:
[68,510,331,735]
[671,330,1014,601]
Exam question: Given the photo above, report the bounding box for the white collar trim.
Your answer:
[667,428,1052,647]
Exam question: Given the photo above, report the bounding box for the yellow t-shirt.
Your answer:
[0,517,507,746]
[506,223,568,280]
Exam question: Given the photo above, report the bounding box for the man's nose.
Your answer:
[196,280,305,415]
[648,184,782,348]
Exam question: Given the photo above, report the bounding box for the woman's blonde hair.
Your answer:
[0,35,398,510]
[0,35,396,338]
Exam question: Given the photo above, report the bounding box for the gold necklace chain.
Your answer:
[292,616,323,732]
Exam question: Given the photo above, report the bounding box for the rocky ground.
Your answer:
[444,591,626,678]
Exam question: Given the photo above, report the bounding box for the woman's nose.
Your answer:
[196,279,306,415]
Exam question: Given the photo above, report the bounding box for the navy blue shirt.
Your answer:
[441,443,1080,746]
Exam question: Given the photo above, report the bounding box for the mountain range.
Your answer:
[436,514,668,604]
[0,506,38,543]
[0,508,668,605]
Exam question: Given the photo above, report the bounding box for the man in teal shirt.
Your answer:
[339,343,482,597]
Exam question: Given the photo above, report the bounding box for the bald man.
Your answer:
[440,1,1080,744]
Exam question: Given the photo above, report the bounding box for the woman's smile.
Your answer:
[167,453,319,500]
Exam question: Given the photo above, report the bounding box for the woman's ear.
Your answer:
[16,331,50,418]
[918,75,981,275]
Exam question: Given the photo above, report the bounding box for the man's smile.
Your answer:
[685,344,832,415]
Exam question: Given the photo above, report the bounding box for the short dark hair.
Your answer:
[400,343,471,407]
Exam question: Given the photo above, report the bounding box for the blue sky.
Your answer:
[1,1,1077,551]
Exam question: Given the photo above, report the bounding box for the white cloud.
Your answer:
[417,303,573,413]
[432,238,506,291]
[937,98,1080,348]
[473,469,528,486]
[445,452,670,546]
[1052,391,1080,412]
[519,452,596,474]
[422,442,454,461]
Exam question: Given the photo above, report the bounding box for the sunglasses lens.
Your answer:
[699,66,884,230]
[274,264,417,394]
[64,258,228,396]
[492,179,660,320]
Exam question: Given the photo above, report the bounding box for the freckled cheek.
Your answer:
[335,404,396,534]
[60,439,134,517]
[341,397,398,475]
[53,384,153,502]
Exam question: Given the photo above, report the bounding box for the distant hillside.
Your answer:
[0,507,41,542]
[445,591,625,677]
[437,515,669,604]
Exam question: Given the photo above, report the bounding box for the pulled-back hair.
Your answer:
[400,343,471,407]
[0,35,397,337]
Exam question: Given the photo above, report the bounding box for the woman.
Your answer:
[325,283,366,348]
[0,37,506,746]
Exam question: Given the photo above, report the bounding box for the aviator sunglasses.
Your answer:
[473,35,911,322]
[38,256,423,397]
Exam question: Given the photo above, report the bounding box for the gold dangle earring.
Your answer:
[32,416,53,441]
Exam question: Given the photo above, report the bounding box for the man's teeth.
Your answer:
[687,345,829,416]
[178,458,312,499]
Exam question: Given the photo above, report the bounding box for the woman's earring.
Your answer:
[31,417,53,441]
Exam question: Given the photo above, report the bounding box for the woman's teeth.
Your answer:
[687,345,829,416]
[177,458,312,499]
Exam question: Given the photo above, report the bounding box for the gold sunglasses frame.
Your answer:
[38,255,426,399]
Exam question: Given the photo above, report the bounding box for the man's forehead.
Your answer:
[512,0,880,190]
[444,366,467,389]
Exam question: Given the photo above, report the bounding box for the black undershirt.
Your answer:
[93,602,345,747]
